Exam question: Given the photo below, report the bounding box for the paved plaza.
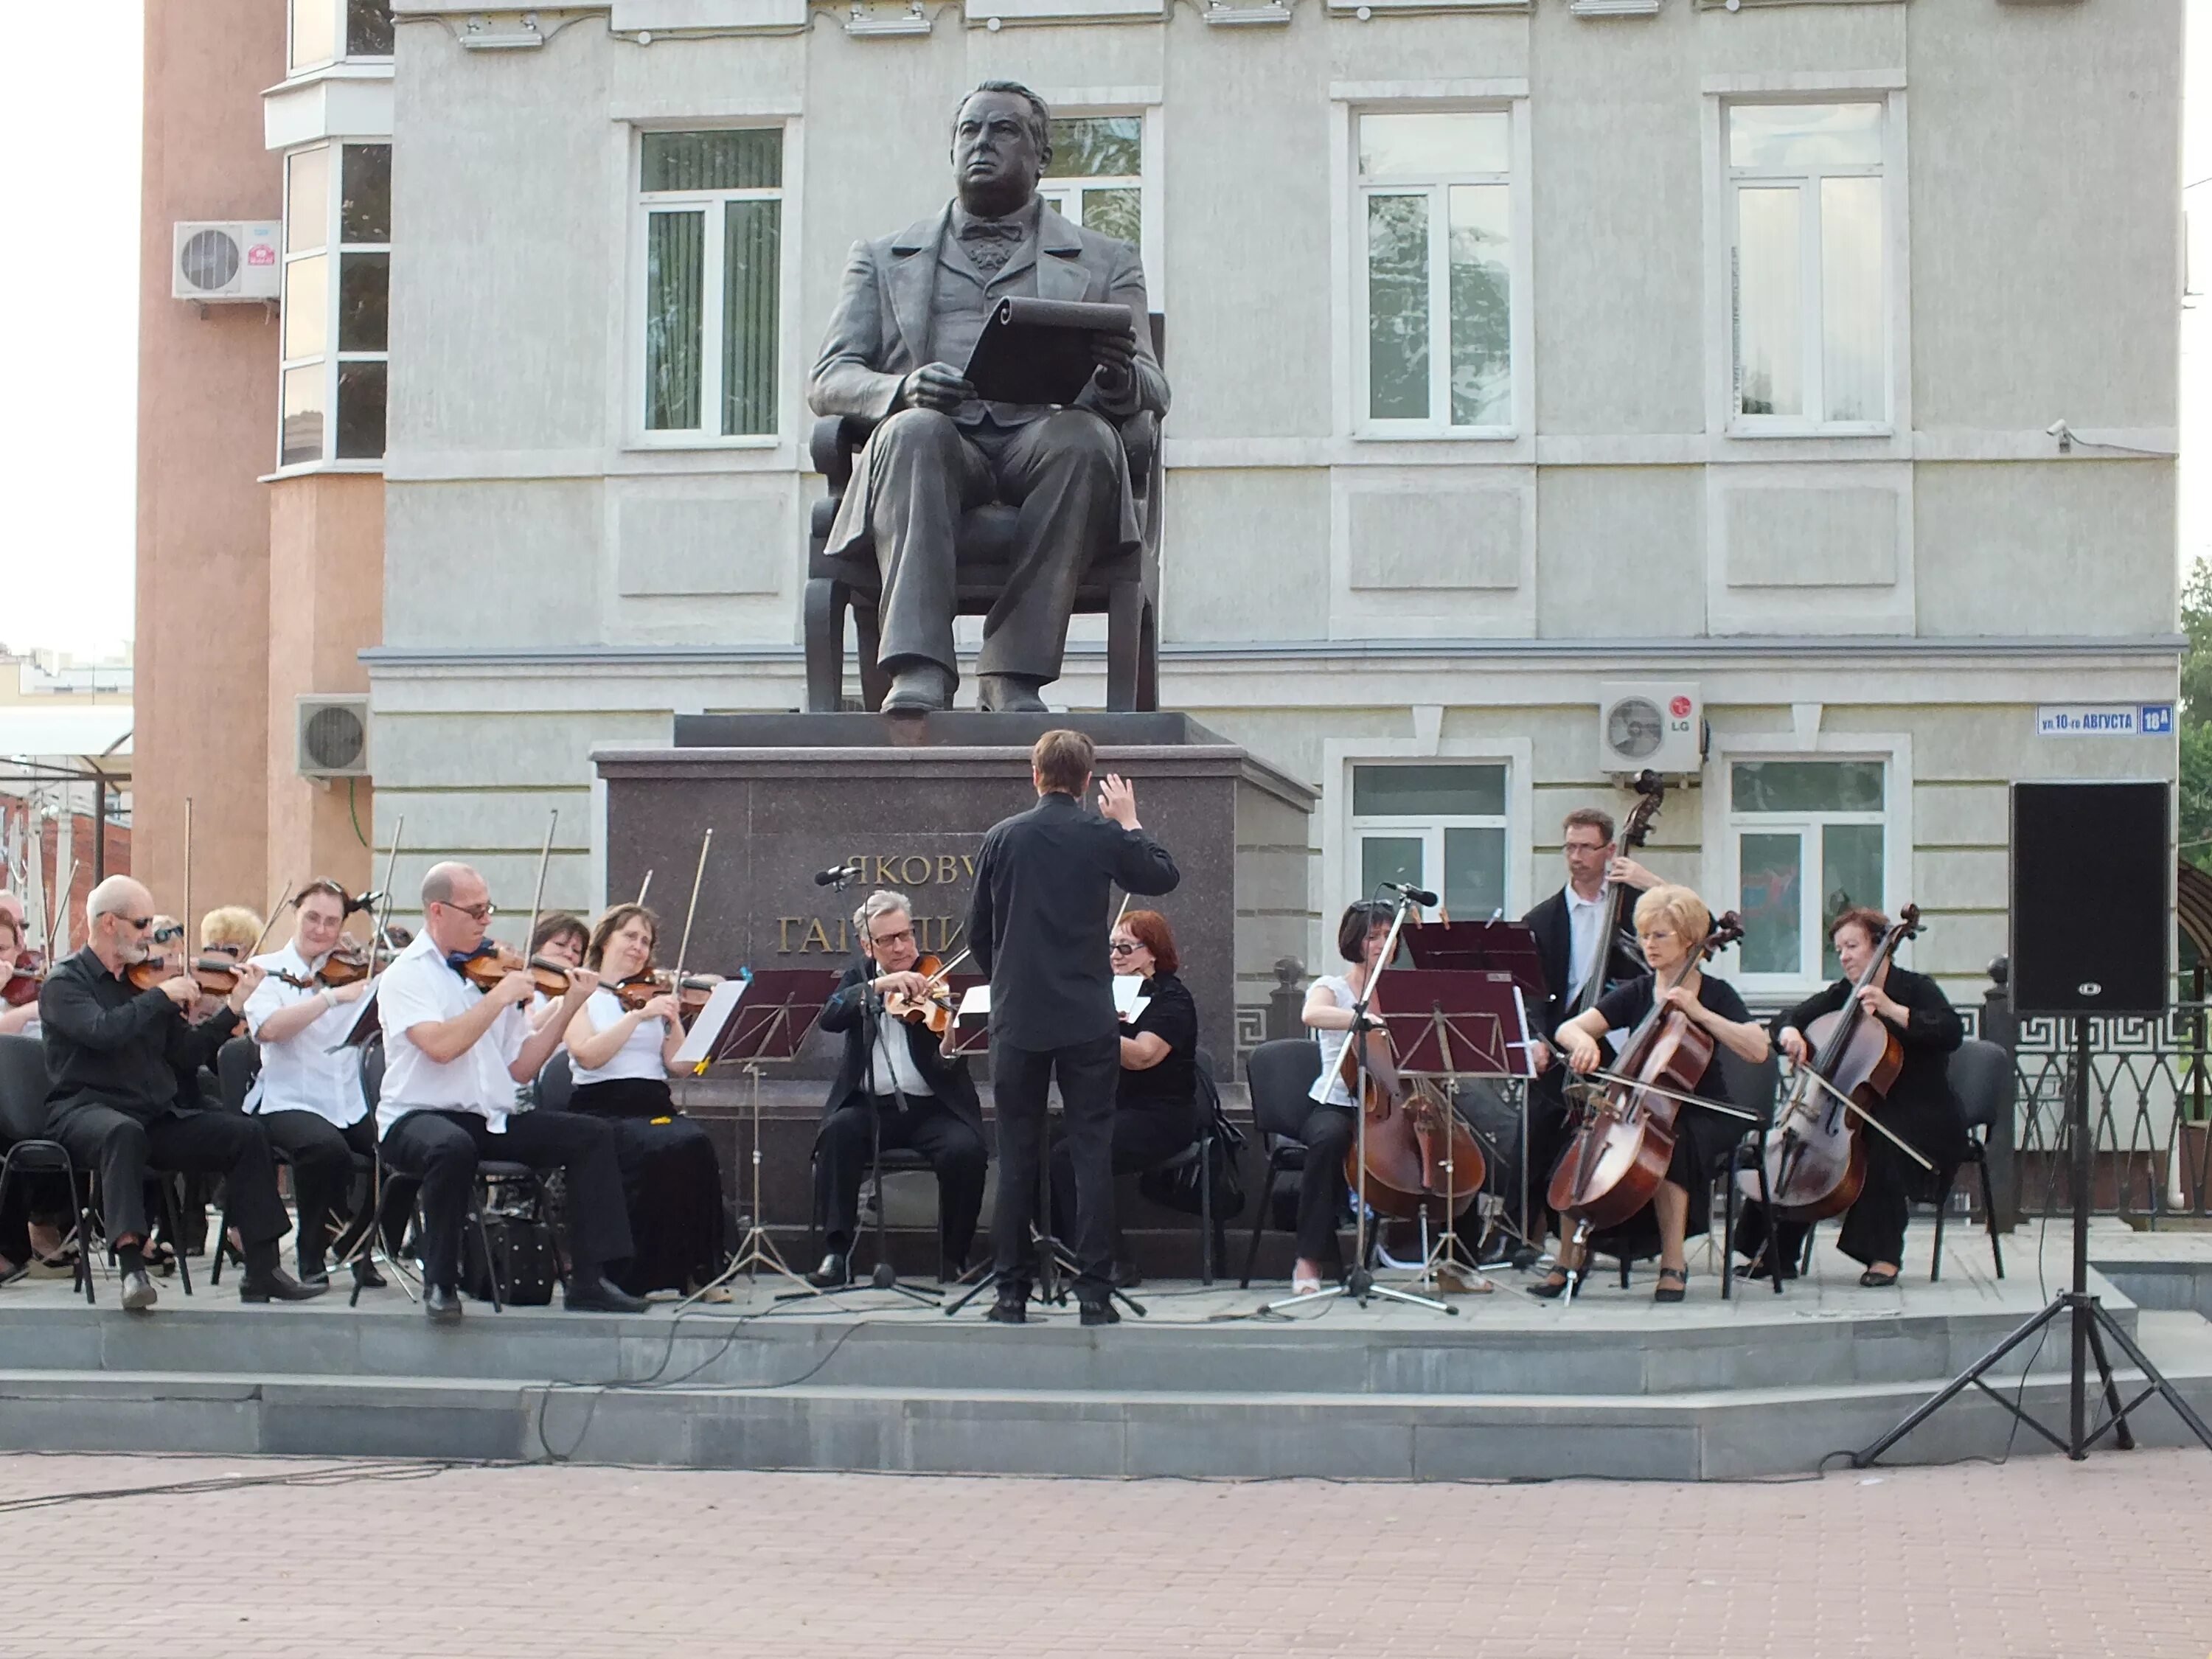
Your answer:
[4,1448,2205,1657]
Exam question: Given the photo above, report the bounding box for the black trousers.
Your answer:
[1736,1133,1955,1272]
[49,1101,290,1248]
[1046,1103,1193,1259]
[380,1108,635,1293]
[255,1110,374,1267]
[1295,1102,1357,1263]
[990,1032,1121,1297]
[573,1078,729,1295]
[815,1092,987,1269]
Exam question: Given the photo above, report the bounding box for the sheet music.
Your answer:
[1113,974,1148,1023]
[671,976,750,1067]
[955,984,990,1020]
[1510,984,1538,1079]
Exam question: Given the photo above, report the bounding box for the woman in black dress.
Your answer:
[561,904,728,1298]
[1536,884,1769,1303]
[1047,908,1199,1288]
[1735,905,1965,1287]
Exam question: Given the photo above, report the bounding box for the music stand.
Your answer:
[680,969,842,1304]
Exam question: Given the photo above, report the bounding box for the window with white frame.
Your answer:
[290,0,393,74]
[638,129,783,441]
[279,142,389,467]
[1354,109,1515,435]
[1730,759,1888,984]
[1041,115,1145,259]
[1350,764,1509,919]
[1727,102,1888,430]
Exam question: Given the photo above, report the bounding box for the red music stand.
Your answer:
[684,968,844,1299]
[1401,921,1551,1007]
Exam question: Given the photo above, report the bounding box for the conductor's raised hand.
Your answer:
[1097,773,1140,830]
[897,362,977,414]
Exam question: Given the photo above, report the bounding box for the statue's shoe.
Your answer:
[978,673,1047,712]
[883,664,954,712]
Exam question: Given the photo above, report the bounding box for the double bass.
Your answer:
[1548,911,1745,1234]
[1337,906,1488,1225]
[1738,904,1923,1222]
[1565,771,1664,1020]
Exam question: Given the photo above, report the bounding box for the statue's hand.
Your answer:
[1089,330,1137,406]
[898,363,977,414]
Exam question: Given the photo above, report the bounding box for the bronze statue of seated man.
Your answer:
[807,80,1170,713]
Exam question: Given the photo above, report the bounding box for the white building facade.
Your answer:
[359,0,2185,1020]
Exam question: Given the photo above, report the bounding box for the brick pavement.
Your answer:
[2,1450,2207,1658]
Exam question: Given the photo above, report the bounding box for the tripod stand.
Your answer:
[1854,1015,2212,1464]
[1259,890,1455,1319]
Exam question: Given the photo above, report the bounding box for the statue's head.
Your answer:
[951,80,1052,219]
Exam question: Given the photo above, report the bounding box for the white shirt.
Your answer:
[1307,974,1359,1109]
[571,987,672,1085]
[375,931,529,1138]
[243,942,370,1127]
[868,1012,935,1100]
[1565,886,1610,1007]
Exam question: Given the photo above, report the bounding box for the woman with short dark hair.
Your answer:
[1046,908,1197,1288]
[1285,901,1396,1295]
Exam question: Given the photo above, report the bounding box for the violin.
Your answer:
[1739,905,1922,1224]
[882,952,961,1037]
[453,944,572,998]
[2,950,45,1008]
[612,969,721,1021]
[1547,911,1745,1235]
[272,941,375,992]
[127,953,251,998]
[1337,910,1489,1225]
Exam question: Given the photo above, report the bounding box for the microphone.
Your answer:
[814,862,864,888]
[1382,881,1439,907]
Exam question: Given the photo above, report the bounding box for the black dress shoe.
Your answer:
[807,1251,852,1290]
[984,1294,1028,1325]
[296,1251,331,1289]
[240,1267,329,1304]
[119,1268,159,1312]
[424,1283,463,1324]
[1078,1298,1119,1327]
[566,1275,650,1314]
[352,1259,387,1291]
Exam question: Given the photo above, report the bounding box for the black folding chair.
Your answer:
[0,1033,97,1304]
[1930,1037,2010,1282]
[1238,1038,1323,1289]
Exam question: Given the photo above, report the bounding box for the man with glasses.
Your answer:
[375,860,645,1321]
[38,876,323,1311]
[807,889,987,1288]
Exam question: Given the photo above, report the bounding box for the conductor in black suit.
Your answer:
[808,889,990,1289]
[1518,807,1658,1248]
[965,728,1180,1323]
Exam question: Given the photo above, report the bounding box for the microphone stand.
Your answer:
[1259,888,1453,1318]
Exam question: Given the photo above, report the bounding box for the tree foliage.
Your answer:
[2181,560,2212,875]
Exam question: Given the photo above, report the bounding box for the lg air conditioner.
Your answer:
[1597,683,1703,778]
[296,696,371,780]
[173,221,281,302]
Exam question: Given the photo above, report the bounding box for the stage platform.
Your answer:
[4,1222,2210,1482]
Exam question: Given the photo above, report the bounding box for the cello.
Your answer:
[1336,904,1489,1227]
[1738,904,1930,1223]
[1548,911,1745,1236]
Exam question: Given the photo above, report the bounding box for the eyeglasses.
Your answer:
[869,928,914,947]
[150,924,184,945]
[115,915,154,932]
[434,899,497,923]
[1109,940,1141,956]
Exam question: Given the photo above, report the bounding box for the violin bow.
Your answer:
[523,809,557,961]
[670,827,713,990]
[45,857,76,964]
[636,869,654,908]
[181,797,193,950]
[246,880,294,960]
[366,815,405,977]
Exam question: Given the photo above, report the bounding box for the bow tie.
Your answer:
[959,220,1026,245]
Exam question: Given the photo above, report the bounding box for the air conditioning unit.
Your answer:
[296,696,371,779]
[1597,682,1703,777]
[173,221,281,302]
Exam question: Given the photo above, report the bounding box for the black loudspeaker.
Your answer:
[2009,780,2170,1016]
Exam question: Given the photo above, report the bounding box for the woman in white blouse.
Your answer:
[562,905,728,1298]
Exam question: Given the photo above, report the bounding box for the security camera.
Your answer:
[2045,419,2068,438]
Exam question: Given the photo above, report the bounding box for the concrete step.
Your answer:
[5,1312,2206,1482]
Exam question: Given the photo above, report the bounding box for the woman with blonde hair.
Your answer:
[1537,884,1769,1304]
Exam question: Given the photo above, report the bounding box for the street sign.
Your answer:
[2035,703,2175,737]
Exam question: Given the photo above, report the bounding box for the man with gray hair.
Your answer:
[40,874,321,1311]
[809,79,1169,712]
[806,888,987,1288]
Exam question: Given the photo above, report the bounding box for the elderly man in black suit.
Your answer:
[807,888,989,1289]
[807,80,1170,714]
[966,729,1179,1324]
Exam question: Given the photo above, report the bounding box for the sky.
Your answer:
[0,1,2206,661]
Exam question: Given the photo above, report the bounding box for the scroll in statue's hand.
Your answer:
[897,362,978,414]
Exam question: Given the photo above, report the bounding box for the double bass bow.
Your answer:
[1738,904,1933,1223]
[1548,911,1750,1237]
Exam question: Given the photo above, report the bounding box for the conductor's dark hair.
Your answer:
[1336,901,1394,964]
[955,80,1053,158]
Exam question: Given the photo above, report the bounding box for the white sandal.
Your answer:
[1291,1270,1323,1296]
